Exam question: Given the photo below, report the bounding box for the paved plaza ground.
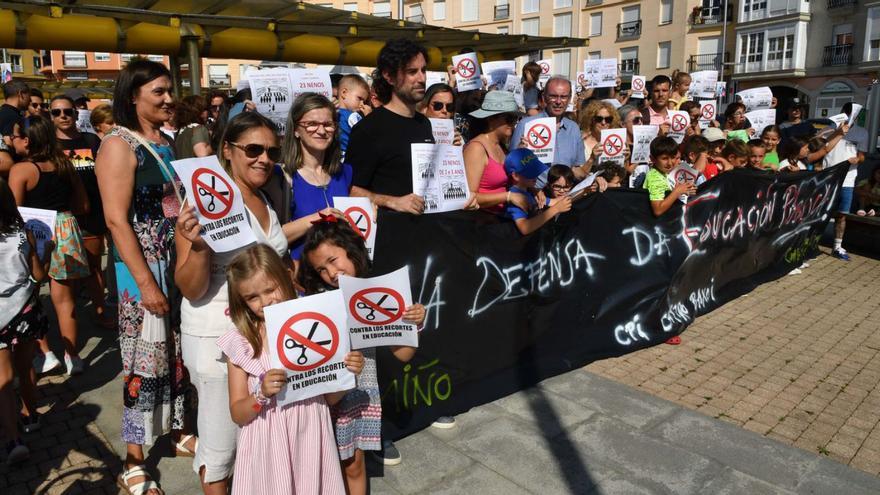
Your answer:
[1,246,879,494]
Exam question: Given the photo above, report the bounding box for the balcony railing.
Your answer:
[406,14,425,23]
[11,64,23,73]
[828,0,857,8]
[619,59,639,75]
[617,20,641,40]
[494,4,509,20]
[823,44,854,66]
[62,54,87,68]
[687,52,729,73]
[689,4,735,25]
[209,75,231,87]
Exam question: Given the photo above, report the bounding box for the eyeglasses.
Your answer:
[50,108,75,118]
[545,94,571,101]
[297,121,336,133]
[228,142,282,162]
[629,116,643,124]
[593,115,614,124]
[30,102,45,110]
[551,184,572,191]
[732,112,745,117]
[431,102,455,113]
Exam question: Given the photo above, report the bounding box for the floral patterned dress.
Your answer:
[107,127,188,445]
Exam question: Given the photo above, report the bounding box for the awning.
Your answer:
[0,1,587,70]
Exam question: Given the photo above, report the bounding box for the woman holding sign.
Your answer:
[174,112,290,495]
[578,100,623,171]
[95,59,194,495]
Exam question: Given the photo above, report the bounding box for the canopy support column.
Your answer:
[185,36,201,95]
[169,54,183,98]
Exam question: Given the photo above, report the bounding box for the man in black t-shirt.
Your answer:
[1,80,30,140]
[347,39,434,214]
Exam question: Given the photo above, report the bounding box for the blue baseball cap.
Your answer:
[504,148,549,179]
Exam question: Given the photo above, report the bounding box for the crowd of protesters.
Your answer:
[0,36,875,494]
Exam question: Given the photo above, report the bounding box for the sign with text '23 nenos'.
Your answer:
[172,156,257,253]
[339,266,419,350]
[264,290,356,406]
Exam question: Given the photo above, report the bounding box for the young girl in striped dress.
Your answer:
[217,244,365,495]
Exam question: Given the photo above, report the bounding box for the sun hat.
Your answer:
[504,148,549,179]
[469,90,521,119]
[703,127,726,142]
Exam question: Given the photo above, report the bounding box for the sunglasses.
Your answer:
[629,116,643,124]
[50,108,75,118]
[431,101,455,113]
[30,102,46,110]
[593,115,614,124]
[229,142,282,162]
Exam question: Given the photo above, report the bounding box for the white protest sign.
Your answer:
[523,117,556,164]
[411,144,470,213]
[504,74,520,93]
[248,68,294,133]
[737,87,773,112]
[568,172,598,199]
[333,196,377,261]
[583,58,618,88]
[668,163,706,203]
[481,60,516,90]
[698,101,717,129]
[829,113,848,128]
[630,75,647,98]
[745,109,776,136]
[537,59,552,89]
[452,53,482,92]
[76,109,95,134]
[848,104,863,126]
[172,156,257,253]
[689,71,718,99]
[18,207,56,259]
[264,290,356,406]
[426,71,446,87]
[339,266,418,350]
[290,68,332,100]
[631,125,659,164]
[598,128,627,167]
[668,110,690,144]
[429,118,456,145]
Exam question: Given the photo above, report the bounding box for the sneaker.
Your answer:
[64,354,85,376]
[33,351,62,374]
[5,439,29,466]
[831,249,850,261]
[800,262,810,268]
[788,268,802,275]
[431,416,457,429]
[20,413,40,434]
[371,440,402,466]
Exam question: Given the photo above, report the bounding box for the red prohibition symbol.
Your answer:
[527,123,552,149]
[456,58,476,78]
[192,168,234,221]
[603,134,624,156]
[632,78,644,91]
[672,114,688,132]
[344,206,371,241]
[277,312,339,372]
[349,288,405,326]
[539,62,550,74]
[701,104,715,120]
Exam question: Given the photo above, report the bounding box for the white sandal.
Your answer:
[174,433,198,458]
[118,465,164,495]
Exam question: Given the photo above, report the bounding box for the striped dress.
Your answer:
[216,330,345,495]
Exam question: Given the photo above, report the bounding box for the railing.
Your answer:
[494,4,509,20]
[689,4,734,25]
[617,20,641,39]
[828,0,857,8]
[619,59,639,74]
[406,14,425,23]
[687,52,729,72]
[823,44,854,66]
[209,76,231,86]
[12,64,23,73]
[372,11,392,18]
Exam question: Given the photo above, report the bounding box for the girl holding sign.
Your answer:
[220,244,365,495]
[300,219,425,495]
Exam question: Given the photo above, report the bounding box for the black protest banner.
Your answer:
[372,165,848,439]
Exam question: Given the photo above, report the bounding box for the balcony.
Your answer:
[494,4,509,20]
[619,59,639,75]
[823,44,853,66]
[689,4,734,26]
[209,75,231,87]
[688,52,729,73]
[406,14,425,23]
[12,65,23,73]
[828,0,857,8]
[617,20,641,40]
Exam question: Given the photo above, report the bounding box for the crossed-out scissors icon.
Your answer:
[284,321,332,365]
[197,175,229,212]
[356,295,397,321]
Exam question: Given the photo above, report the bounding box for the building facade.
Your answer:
[2,49,46,83]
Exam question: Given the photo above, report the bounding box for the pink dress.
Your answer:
[217,330,345,495]
[467,141,508,213]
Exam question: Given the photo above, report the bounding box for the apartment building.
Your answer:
[40,51,170,83]
[731,0,874,118]
[1,49,46,82]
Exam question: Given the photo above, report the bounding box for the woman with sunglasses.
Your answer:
[420,83,464,146]
[578,100,623,172]
[50,95,114,332]
[95,59,196,495]
[281,93,348,261]
[174,111,292,495]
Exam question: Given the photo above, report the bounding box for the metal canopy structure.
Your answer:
[0,1,586,75]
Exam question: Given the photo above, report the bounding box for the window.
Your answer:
[832,24,853,46]
[373,1,391,18]
[621,5,640,23]
[94,52,111,62]
[554,13,571,37]
[317,3,333,7]
[871,40,880,62]
[588,51,601,60]
[523,0,539,15]
[433,0,446,20]
[660,0,673,25]
[866,7,880,62]
[620,47,638,73]
[498,26,509,35]
[657,41,671,68]
[742,0,767,21]
[554,0,572,8]
[208,64,230,86]
[702,0,721,18]
[766,34,793,70]
[738,32,765,71]
[589,13,602,36]
[461,0,478,22]
[409,3,424,22]
[343,3,358,11]
[63,51,87,67]
[495,0,509,19]
[553,50,570,79]
[10,55,22,72]
[147,54,165,62]
[33,55,42,71]
[121,53,135,62]
[522,17,539,36]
